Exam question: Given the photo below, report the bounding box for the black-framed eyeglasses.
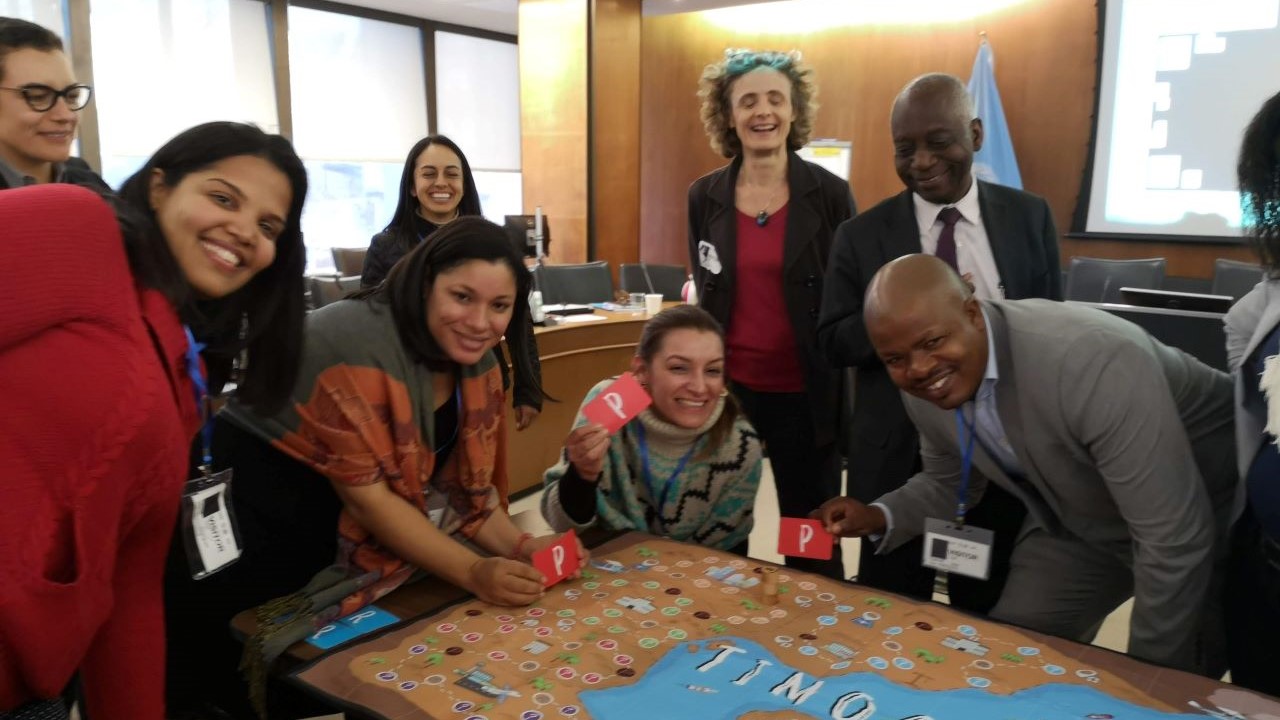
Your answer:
[0,83,93,112]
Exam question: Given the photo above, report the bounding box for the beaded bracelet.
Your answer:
[511,532,535,560]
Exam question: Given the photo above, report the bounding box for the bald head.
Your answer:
[890,73,983,205]
[865,254,988,410]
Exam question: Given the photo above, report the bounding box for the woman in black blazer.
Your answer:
[687,49,855,578]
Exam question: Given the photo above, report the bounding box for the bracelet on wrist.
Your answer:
[511,532,535,560]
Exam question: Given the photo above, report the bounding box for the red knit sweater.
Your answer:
[0,185,200,718]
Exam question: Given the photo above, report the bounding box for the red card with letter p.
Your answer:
[777,518,834,559]
[581,372,651,434]
[532,529,580,588]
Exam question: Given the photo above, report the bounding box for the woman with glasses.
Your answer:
[0,17,105,191]
[687,49,855,578]
[1,121,308,720]
[364,135,544,432]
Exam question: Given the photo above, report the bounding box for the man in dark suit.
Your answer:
[816,73,1061,612]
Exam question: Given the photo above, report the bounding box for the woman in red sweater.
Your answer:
[0,122,308,720]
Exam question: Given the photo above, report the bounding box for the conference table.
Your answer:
[504,305,668,497]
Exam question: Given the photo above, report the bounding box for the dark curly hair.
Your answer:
[697,48,818,159]
[1239,89,1280,273]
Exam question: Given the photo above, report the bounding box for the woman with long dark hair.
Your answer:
[364,134,543,431]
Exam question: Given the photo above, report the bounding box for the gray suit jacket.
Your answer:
[1225,277,1280,504]
[876,299,1236,668]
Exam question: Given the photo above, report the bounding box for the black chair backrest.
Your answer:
[332,247,368,277]
[1211,258,1265,301]
[1065,256,1166,304]
[534,261,614,305]
[619,263,686,301]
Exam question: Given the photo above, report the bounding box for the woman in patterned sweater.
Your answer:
[541,305,763,553]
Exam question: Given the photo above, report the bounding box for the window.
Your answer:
[0,0,66,37]
[434,30,522,223]
[89,0,277,189]
[289,4,428,272]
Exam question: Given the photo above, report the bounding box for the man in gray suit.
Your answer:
[816,254,1236,674]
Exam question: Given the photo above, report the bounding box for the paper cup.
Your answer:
[644,293,663,316]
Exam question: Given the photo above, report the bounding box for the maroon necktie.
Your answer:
[934,206,962,272]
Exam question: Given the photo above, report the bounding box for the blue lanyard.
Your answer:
[182,325,212,470]
[953,405,978,526]
[634,423,697,512]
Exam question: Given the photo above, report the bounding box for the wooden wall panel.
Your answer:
[519,0,590,263]
[590,0,643,280]
[637,1,1248,278]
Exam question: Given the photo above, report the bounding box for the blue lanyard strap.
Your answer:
[634,422,698,512]
[183,325,212,470]
[954,405,978,526]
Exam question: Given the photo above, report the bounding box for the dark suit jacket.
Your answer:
[0,157,110,192]
[817,181,1061,501]
[687,152,856,447]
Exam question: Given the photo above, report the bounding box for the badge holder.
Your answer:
[921,407,995,581]
[179,325,245,579]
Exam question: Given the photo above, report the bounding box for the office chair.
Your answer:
[533,261,614,305]
[331,247,368,278]
[619,263,687,301]
[1211,258,1265,302]
[1064,257,1166,304]
[309,275,362,309]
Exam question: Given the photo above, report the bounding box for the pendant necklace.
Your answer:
[755,189,779,227]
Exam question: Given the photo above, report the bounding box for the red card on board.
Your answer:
[777,518,835,560]
[581,372,652,434]
[532,529,580,588]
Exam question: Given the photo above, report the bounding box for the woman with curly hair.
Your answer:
[1222,88,1280,697]
[686,49,855,578]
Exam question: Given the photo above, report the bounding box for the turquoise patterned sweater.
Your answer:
[541,379,763,551]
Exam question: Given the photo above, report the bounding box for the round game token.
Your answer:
[703,556,721,564]
[884,626,903,636]
[582,673,602,684]
[617,667,636,677]
[676,560,693,568]
[583,582,600,590]
[727,615,746,625]
[750,617,769,625]
[798,581,817,591]
[557,667,577,680]
[818,615,837,626]
[564,590,581,599]
[694,611,712,619]
[1017,646,1041,656]
[675,597,693,606]
[488,651,509,661]
[795,596,813,606]
[592,592,609,600]
[466,609,483,616]
[775,635,794,644]
[557,609,576,618]
[1043,665,1065,676]
[729,559,747,569]
[816,592,836,602]
[597,639,618,651]
[638,638,659,649]
[799,646,818,656]
[425,675,445,685]
[446,647,463,656]
[667,629,688,640]
[499,624,516,634]
[892,657,915,670]
[661,607,680,616]
[462,632,483,643]
[914,621,933,631]
[614,654,633,665]
[1085,677,1100,684]
[778,574,792,583]
[453,702,474,712]
[866,657,889,671]
[582,617,600,625]
[643,581,661,590]
[410,645,427,654]
[882,641,902,652]
[528,608,547,617]
[861,611,881,621]
[521,712,544,720]
[610,578,629,587]
[720,586,740,595]
[639,620,658,629]
[607,625,627,634]
[967,677,992,689]
[652,565,668,572]
[835,605,854,613]
[664,587,681,595]
[768,609,787,619]
[603,608,623,618]
[532,693,554,706]
[536,627,553,637]
[437,623,457,633]
[496,615,514,623]
[956,624,976,637]
[377,672,398,682]
[831,661,852,670]
[693,579,712,589]
[973,660,994,671]
[1076,669,1097,678]
[556,620,576,629]
[559,706,579,716]
[521,661,541,672]
[464,714,488,720]
[564,642,583,650]
[799,633,817,641]
[668,572,685,579]
[523,619,540,627]
[642,559,659,566]
[398,681,418,691]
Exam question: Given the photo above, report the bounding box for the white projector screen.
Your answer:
[1079,0,1280,240]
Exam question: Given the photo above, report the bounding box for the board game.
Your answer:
[293,533,1280,719]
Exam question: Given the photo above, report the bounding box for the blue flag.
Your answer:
[967,40,1022,189]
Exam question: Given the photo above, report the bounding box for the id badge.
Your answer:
[180,468,243,579]
[922,518,993,580]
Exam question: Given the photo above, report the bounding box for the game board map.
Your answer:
[292,533,1280,720]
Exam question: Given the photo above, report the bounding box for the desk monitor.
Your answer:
[1119,287,1234,314]
[1070,301,1228,372]
[504,215,551,258]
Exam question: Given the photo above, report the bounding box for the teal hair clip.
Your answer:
[723,48,803,74]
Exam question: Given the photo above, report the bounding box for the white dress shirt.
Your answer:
[913,180,1005,300]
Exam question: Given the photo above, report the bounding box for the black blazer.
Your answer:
[816,181,1062,501]
[687,152,856,447]
[0,157,110,192]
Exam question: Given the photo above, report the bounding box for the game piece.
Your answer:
[581,372,651,434]
[777,517,834,560]
[761,566,778,606]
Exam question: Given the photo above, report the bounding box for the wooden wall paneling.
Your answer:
[638,1,1246,279]
[519,0,590,264]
